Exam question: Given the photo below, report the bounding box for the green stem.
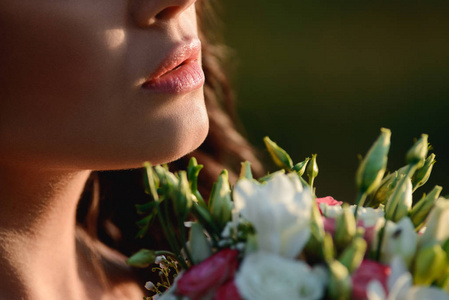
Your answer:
[375,223,386,261]
[354,191,367,219]
[309,177,315,191]
[162,200,188,270]
[157,202,187,270]
[180,223,193,266]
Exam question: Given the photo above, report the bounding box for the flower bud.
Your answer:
[263,136,294,170]
[126,249,156,268]
[239,161,253,180]
[209,170,233,230]
[175,172,193,220]
[385,176,412,222]
[414,244,448,285]
[412,153,436,192]
[335,205,357,249]
[187,157,205,206]
[410,185,442,229]
[143,162,160,201]
[406,134,429,166]
[189,222,212,264]
[307,154,319,184]
[328,260,352,300]
[293,157,310,177]
[305,201,325,260]
[323,233,335,263]
[144,281,156,291]
[419,198,449,248]
[338,236,367,273]
[356,128,391,195]
[367,172,397,208]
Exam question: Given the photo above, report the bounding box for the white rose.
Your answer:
[235,252,326,300]
[233,173,312,259]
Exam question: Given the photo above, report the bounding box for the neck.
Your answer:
[0,164,92,300]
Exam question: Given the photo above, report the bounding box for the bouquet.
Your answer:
[127,128,449,300]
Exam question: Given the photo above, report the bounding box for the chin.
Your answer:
[119,100,210,169]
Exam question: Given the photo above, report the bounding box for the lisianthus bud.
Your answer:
[412,153,436,192]
[292,157,310,177]
[305,201,325,261]
[410,185,442,229]
[335,205,356,249]
[126,249,156,268]
[188,222,212,265]
[385,176,412,222]
[239,161,253,180]
[356,128,391,195]
[307,154,319,187]
[406,134,429,166]
[414,244,448,285]
[328,260,352,300]
[187,157,205,206]
[367,172,397,208]
[263,136,294,170]
[419,197,449,248]
[174,171,193,220]
[209,170,233,230]
[338,236,367,273]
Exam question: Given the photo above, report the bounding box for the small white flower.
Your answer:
[233,173,313,259]
[145,281,155,291]
[235,252,326,300]
[155,255,166,265]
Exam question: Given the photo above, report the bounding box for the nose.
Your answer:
[130,0,197,27]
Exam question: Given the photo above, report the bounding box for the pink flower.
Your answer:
[214,280,243,300]
[176,249,239,300]
[352,259,391,300]
[316,196,343,214]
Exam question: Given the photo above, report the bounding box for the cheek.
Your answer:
[0,2,126,115]
[0,1,128,149]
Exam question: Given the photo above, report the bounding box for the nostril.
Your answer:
[155,6,180,20]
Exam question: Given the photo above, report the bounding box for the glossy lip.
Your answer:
[142,39,205,94]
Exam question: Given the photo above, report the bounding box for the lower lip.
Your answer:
[141,60,205,94]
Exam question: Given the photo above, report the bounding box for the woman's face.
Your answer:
[0,0,208,170]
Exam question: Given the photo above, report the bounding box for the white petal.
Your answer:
[367,280,387,300]
[406,286,449,300]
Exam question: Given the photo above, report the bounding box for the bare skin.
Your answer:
[0,0,206,299]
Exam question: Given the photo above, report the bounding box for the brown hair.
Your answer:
[76,0,264,292]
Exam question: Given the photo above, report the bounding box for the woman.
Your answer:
[0,0,262,299]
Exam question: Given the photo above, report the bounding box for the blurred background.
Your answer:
[221,1,449,201]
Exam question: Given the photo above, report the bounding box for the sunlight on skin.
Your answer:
[104,29,126,49]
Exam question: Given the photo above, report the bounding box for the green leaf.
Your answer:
[135,201,156,215]
[126,249,156,268]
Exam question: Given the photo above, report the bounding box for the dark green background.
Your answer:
[221,1,449,202]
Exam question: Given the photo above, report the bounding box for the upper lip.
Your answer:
[145,39,201,82]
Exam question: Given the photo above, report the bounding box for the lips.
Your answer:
[142,39,205,94]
